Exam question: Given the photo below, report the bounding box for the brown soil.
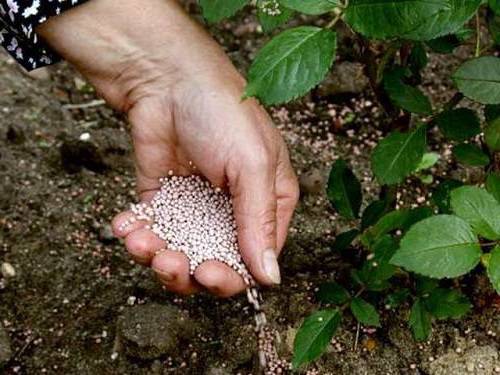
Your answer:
[0,4,499,375]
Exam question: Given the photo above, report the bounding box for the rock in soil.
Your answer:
[117,303,195,360]
[0,323,12,367]
[317,61,369,97]
[299,168,326,195]
[427,345,499,375]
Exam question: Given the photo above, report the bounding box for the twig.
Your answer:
[62,99,106,110]
[326,12,343,28]
[475,12,481,58]
[353,322,361,351]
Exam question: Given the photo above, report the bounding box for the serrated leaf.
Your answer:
[292,309,341,369]
[409,43,428,74]
[350,298,381,327]
[280,0,340,15]
[333,229,360,252]
[362,207,434,246]
[416,276,440,296]
[426,35,461,53]
[452,144,490,167]
[486,173,500,202]
[484,106,500,152]
[409,299,432,341]
[327,159,362,219]
[434,108,481,141]
[403,0,482,41]
[316,282,351,305]
[245,26,337,105]
[415,152,440,172]
[361,199,391,230]
[490,0,500,14]
[453,57,500,105]
[344,0,449,40]
[450,186,500,240]
[391,215,482,279]
[199,0,248,23]
[384,68,432,114]
[424,288,471,319]
[432,179,464,213]
[258,1,294,32]
[487,245,500,294]
[371,126,427,185]
[358,235,398,288]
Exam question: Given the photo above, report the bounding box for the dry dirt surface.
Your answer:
[0,5,499,375]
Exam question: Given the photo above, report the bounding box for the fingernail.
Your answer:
[156,270,175,282]
[262,249,281,284]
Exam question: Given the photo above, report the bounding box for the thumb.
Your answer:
[230,162,281,286]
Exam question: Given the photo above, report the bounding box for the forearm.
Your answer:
[36,0,237,111]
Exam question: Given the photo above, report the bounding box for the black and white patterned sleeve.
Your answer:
[0,0,88,71]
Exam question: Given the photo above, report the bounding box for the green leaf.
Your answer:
[487,245,500,294]
[258,1,294,32]
[409,43,428,74]
[426,35,461,53]
[316,282,351,305]
[450,186,500,240]
[327,159,362,219]
[333,229,360,252]
[484,106,500,152]
[371,126,427,185]
[384,68,432,114]
[432,179,464,213]
[362,207,434,245]
[344,0,449,40]
[415,152,440,172]
[358,235,398,288]
[490,0,500,14]
[199,0,248,23]
[391,215,482,279]
[486,173,500,202]
[280,0,340,15]
[385,289,410,309]
[434,108,481,142]
[487,10,500,45]
[403,0,482,41]
[292,309,341,369]
[452,144,490,167]
[409,299,432,341]
[424,288,471,319]
[453,56,500,105]
[245,26,337,105]
[361,199,391,230]
[415,276,439,296]
[350,298,381,327]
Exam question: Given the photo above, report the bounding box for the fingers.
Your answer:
[229,151,281,286]
[112,211,150,238]
[194,261,247,298]
[275,143,300,251]
[151,250,201,295]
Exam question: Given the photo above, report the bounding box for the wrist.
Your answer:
[37,0,238,111]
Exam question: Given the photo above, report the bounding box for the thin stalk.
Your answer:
[475,12,481,58]
[326,12,343,28]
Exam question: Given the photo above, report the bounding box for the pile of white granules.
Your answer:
[120,174,292,374]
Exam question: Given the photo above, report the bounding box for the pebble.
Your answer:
[1,262,16,278]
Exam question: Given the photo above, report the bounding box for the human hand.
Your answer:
[38,0,299,297]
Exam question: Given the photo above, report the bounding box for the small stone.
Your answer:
[79,132,91,142]
[117,303,195,360]
[299,169,325,195]
[98,224,115,243]
[1,263,16,278]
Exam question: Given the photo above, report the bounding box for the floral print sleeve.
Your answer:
[0,0,88,70]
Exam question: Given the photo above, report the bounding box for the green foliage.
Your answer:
[424,288,471,319]
[384,68,432,114]
[453,57,500,105]
[316,282,351,305]
[199,0,248,23]
[391,215,482,279]
[409,299,432,341]
[206,0,500,367]
[434,108,481,141]
[371,126,427,185]
[327,159,362,219]
[487,246,500,293]
[344,0,449,40]
[280,0,340,15]
[350,297,381,327]
[450,186,500,240]
[292,309,341,369]
[486,173,500,202]
[452,143,490,167]
[245,26,336,105]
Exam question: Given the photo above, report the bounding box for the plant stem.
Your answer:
[326,12,343,28]
[475,12,481,58]
[481,241,499,247]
